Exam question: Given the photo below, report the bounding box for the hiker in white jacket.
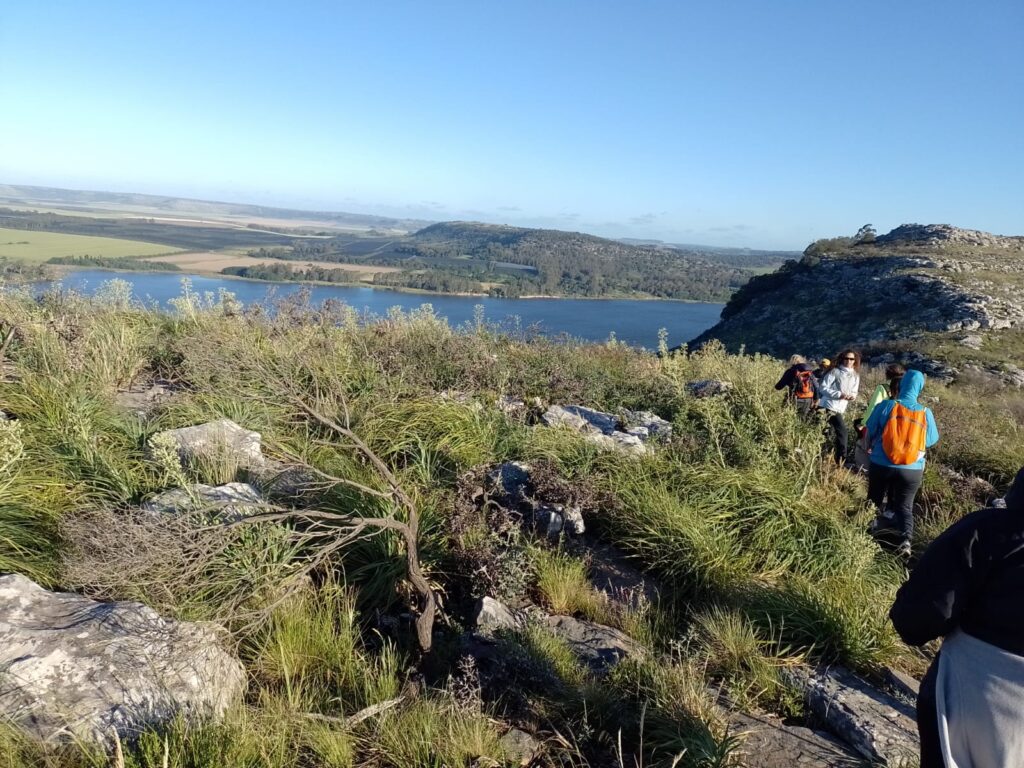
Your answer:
[817,348,861,462]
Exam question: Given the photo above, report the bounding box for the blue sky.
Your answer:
[1,1,1021,249]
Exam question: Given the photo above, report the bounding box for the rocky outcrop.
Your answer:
[0,574,244,744]
[474,597,527,635]
[875,223,1024,249]
[541,404,670,455]
[730,712,861,767]
[142,482,264,520]
[150,419,265,470]
[786,666,918,766]
[544,615,644,671]
[689,224,1024,380]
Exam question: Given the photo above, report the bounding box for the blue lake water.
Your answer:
[44,270,724,349]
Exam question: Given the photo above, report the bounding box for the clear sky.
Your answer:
[1,1,1021,249]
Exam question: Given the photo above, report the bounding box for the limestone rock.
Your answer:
[0,574,244,744]
[532,504,585,537]
[474,597,526,635]
[622,409,673,441]
[541,404,615,434]
[540,405,649,455]
[731,712,861,767]
[142,482,263,520]
[544,615,643,671]
[256,459,321,501]
[500,727,542,765]
[786,666,918,766]
[150,419,265,470]
[486,461,533,506]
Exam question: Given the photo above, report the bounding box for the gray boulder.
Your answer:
[473,597,527,635]
[544,615,643,671]
[486,461,533,506]
[730,712,861,767]
[541,404,619,435]
[786,666,918,766]
[500,727,542,765]
[533,504,585,537]
[0,574,244,744]
[541,405,648,456]
[622,409,673,441]
[142,482,264,520]
[149,419,265,470]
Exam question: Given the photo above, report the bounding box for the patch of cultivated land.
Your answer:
[143,251,402,274]
[0,226,182,263]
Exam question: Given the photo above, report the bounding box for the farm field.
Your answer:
[143,251,402,274]
[0,226,182,263]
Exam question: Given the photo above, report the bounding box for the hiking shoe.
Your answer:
[895,540,912,559]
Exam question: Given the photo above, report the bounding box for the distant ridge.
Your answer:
[0,183,432,233]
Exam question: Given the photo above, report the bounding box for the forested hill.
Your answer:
[251,220,758,301]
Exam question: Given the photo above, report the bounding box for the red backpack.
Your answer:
[882,403,928,464]
[793,370,816,400]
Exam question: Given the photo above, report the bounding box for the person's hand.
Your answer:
[843,393,855,401]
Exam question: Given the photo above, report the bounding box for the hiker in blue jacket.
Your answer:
[864,369,939,557]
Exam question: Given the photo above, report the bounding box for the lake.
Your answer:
[43,270,724,349]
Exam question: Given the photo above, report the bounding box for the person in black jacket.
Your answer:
[774,354,819,418]
[889,467,1024,767]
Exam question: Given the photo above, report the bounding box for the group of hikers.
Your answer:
[777,352,1024,767]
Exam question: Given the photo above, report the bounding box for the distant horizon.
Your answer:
[2,1,1021,251]
[6,179,1016,254]
[0,180,812,252]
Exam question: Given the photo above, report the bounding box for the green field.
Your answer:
[0,226,182,263]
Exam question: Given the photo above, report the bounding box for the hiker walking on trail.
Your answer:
[817,349,860,462]
[890,467,1024,768]
[865,369,939,557]
[774,354,819,418]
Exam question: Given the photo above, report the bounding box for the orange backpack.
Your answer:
[882,403,928,464]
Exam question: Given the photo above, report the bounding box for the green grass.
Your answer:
[0,226,181,263]
[2,279,1023,765]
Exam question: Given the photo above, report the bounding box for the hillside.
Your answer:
[690,224,1024,382]
[249,220,754,300]
[2,281,1024,765]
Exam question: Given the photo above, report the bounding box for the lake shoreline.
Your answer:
[46,263,726,304]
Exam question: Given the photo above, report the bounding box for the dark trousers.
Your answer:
[827,411,848,461]
[917,659,943,768]
[868,462,924,541]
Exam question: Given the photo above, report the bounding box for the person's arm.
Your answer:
[820,371,841,400]
[889,518,978,646]
[865,400,888,444]
[775,367,793,391]
[925,408,940,448]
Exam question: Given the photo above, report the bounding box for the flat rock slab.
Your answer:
[142,482,264,520]
[731,713,862,767]
[541,405,647,455]
[787,666,919,766]
[0,574,244,744]
[544,615,643,670]
[150,419,265,470]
